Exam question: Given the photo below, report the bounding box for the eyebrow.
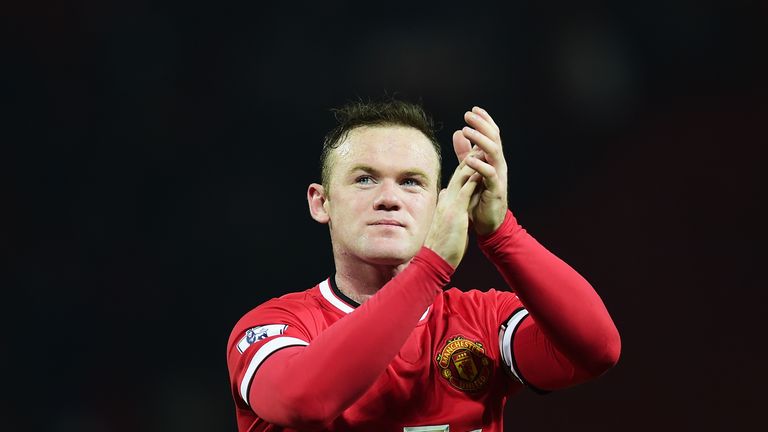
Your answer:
[350,165,431,183]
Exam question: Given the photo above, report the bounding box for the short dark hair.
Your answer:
[320,98,442,192]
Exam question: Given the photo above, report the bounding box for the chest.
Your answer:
[327,313,510,431]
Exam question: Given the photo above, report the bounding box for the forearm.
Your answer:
[480,210,621,374]
[251,247,453,428]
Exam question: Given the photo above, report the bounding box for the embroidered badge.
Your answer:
[236,324,288,353]
[435,335,491,392]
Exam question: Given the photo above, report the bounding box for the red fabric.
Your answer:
[225,210,621,430]
[227,286,529,431]
[247,247,453,429]
[478,210,621,390]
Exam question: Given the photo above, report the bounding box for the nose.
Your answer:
[373,180,402,211]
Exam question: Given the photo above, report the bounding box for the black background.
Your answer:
[5,1,766,431]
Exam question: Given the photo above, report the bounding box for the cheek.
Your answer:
[409,198,437,226]
[330,192,369,222]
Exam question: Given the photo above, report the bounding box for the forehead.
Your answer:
[331,125,440,177]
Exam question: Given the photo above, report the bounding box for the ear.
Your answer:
[307,183,330,224]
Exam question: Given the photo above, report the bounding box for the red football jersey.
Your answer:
[227,277,528,432]
[226,211,621,431]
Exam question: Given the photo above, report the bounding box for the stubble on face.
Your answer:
[324,126,440,266]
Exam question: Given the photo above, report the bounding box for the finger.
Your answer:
[437,188,447,201]
[468,181,481,212]
[457,172,482,207]
[455,130,488,163]
[464,110,500,144]
[452,130,472,162]
[472,106,499,132]
[462,126,503,166]
[464,154,499,191]
[445,160,477,195]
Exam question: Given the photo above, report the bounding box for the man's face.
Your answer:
[323,125,440,266]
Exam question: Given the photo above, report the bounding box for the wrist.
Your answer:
[477,209,520,246]
[415,246,457,277]
[474,217,504,236]
[474,208,507,236]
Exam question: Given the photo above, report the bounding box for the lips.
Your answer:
[370,219,405,227]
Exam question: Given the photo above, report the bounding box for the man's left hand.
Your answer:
[452,106,508,236]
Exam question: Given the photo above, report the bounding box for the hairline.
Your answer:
[322,124,443,196]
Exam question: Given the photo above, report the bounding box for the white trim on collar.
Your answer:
[319,278,354,313]
[318,278,431,321]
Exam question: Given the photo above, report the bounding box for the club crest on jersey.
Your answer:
[435,335,491,393]
[236,324,288,353]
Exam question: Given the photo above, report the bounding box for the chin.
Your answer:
[364,255,409,266]
[362,245,417,266]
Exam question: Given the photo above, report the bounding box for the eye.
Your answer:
[355,175,375,185]
[401,178,423,187]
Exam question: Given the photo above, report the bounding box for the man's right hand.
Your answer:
[423,159,480,268]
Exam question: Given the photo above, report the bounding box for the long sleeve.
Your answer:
[248,247,453,429]
[479,210,621,390]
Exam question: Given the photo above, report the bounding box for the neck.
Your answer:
[333,256,412,305]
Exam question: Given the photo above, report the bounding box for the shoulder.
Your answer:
[227,284,323,348]
[242,291,315,322]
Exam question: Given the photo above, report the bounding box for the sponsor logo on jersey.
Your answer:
[236,324,288,353]
[435,335,491,393]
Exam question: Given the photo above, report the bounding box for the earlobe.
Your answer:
[307,183,330,224]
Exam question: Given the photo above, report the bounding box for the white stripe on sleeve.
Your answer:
[239,336,308,406]
[500,308,529,384]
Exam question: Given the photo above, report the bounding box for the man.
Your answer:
[226,99,621,431]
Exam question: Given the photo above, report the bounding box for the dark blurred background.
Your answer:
[4,1,766,431]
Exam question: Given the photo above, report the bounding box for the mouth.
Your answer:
[370,220,406,228]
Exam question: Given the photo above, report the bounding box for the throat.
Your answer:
[332,260,412,306]
[331,273,387,306]
[338,286,371,305]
